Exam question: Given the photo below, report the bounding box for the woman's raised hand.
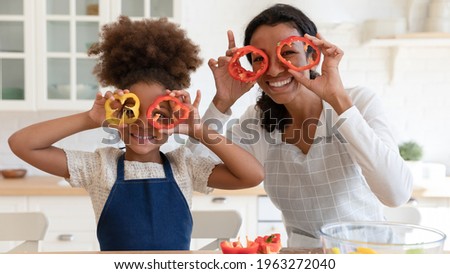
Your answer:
[208,30,255,113]
[289,34,352,114]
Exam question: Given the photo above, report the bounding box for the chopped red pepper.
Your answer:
[146,95,190,129]
[104,93,140,125]
[227,45,268,82]
[276,36,321,71]
[220,234,282,254]
[220,237,260,254]
[254,233,282,254]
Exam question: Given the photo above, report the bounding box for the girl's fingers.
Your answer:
[192,90,201,109]
[104,91,115,100]
[169,89,191,104]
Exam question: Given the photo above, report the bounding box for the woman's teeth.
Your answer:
[269,78,292,88]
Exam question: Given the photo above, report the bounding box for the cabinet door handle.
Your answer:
[58,234,75,242]
[211,197,227,204]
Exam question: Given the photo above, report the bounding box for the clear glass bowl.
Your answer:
[320,221,446,254]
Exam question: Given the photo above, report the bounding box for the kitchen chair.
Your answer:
[191,210,242,250]
[0,212,49,253]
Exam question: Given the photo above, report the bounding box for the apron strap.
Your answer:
[160,152,176,182]
[117,153,126,181]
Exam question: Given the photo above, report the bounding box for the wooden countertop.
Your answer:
[0,175,266,196]
[0,176,87,196]
[40,248,323,254]
[412,177,450,199]
[2,175,450,199]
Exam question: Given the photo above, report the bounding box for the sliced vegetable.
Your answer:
[276,36,321,71]
[349,247,378,254]
[254,233,282,254]
[220,233,282,254]
[228,45,268,82]
[146,95,190,129]
[331,247,341,254]
[104,93,140,125]
[220,237,260,254]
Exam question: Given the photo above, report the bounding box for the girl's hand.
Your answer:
[289,34,352,114]
[158,89,202,138]
[208,30,255,113]
[88,89,130,128]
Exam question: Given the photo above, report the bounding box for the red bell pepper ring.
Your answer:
[276,36,321,71]
[220,234,282,254]
[104,93,140,125]
[146,95,190,129]
[228,45,268,82]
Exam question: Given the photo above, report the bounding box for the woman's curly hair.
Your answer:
[88,16,202,90]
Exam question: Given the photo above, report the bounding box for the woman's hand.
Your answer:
[289,34,352,114]
[209,30,255,113]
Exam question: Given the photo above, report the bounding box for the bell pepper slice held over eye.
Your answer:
[146,95,190,129]
[104,93,140,125]
[228,45,269,82]
[276,36,321,71]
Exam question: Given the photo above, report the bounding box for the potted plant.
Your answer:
[399,141,423,161]
[399,141,423,185]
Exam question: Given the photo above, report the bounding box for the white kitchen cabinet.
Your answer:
[28,196,99,252]
[257,195,288,247]
[0,0,179,111]
[190,195,258,249]
[0,195,99,252]
[414,197,450,251]
[0,196,28,212]
[0,196,29,252]
[0,0,35,110]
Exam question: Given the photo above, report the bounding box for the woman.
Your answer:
[190,4,413,247]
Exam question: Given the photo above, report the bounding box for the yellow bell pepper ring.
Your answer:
[104,93,140,125]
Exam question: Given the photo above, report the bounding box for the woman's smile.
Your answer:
[267,77,293,88]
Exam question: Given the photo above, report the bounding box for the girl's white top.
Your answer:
[64,146,215,223]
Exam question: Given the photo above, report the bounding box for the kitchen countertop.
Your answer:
[1,175,450,198]
[0,175,266,196]
[41,248,324,254]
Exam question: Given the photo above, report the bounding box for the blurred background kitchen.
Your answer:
[1,0,450,178]
[1,0,450,251]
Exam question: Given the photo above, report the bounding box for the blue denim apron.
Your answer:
[96,153,192,251]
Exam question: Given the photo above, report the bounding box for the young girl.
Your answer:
[8,16,264,251]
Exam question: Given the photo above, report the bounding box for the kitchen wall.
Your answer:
[1,0,450,176]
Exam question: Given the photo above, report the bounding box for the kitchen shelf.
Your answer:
[365,32,450,47]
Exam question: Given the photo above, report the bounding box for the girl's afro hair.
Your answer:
[88,16,202,90]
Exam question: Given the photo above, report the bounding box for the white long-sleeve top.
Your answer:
[189,86,413,247]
